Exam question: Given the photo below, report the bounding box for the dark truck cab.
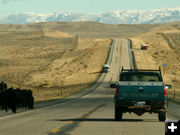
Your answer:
[114,67,169,121]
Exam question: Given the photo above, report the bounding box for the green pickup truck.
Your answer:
[114,67,169,121]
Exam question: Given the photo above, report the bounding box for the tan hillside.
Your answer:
[0,21,180,101]
[131,23,180,100]
[0,21,162,38]
[0,28,111,101]
[43,30,73,38]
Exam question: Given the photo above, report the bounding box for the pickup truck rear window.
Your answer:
[120,72,162,82]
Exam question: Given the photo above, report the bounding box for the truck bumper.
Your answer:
[115,100,167,114]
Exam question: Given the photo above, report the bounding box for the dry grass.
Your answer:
[28,37,111,101]
[0,28,111,102]
[0,22,163,38]
[1,21,180,102]
[130,24,180,102]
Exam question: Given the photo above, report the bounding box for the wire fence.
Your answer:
[168,89,180,103]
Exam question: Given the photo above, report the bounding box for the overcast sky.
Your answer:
[0,0,180,14]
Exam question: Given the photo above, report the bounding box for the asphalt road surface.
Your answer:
[0,39,179,135]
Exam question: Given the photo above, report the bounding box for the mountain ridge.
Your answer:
[0,8,180,24]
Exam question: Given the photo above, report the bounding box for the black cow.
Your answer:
[15,88,34,109]
[0,90,8,112]
[0,88,17,113]
[0,81,7,91]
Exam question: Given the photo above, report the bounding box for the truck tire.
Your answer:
[158,111,166,121]
[115,106,123,121]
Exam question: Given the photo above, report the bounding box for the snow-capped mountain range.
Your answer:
[0,8,180,24]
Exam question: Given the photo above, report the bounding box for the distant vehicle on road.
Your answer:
[102,64,110,73]
[114,67,171,121]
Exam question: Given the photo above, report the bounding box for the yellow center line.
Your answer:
[68,121,74,124]
[51,129,60,133]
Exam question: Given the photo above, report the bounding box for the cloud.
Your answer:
[0,0,14,3]
[0,0,27,3]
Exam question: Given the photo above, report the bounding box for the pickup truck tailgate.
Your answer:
[117,82,165,101]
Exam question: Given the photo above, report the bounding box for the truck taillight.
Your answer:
[116,86,119,96]
[163,87,167,96]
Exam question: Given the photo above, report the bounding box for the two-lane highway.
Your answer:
[0,39,177,135]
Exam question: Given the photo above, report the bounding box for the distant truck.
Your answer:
[114,67,170,121]
[102,64,110,73]
[141,44,148,50]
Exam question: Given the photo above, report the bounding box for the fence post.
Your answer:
[80,82,81,89]
[61,88,63,96]
[174,89,175,101]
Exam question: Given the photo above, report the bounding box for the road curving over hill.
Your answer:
[0,39,177,135]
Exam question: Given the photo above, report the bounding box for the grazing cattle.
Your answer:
[0,87,34,113]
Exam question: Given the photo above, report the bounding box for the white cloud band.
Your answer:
[0,0,27,3]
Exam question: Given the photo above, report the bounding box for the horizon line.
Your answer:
[0,7,180,15]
